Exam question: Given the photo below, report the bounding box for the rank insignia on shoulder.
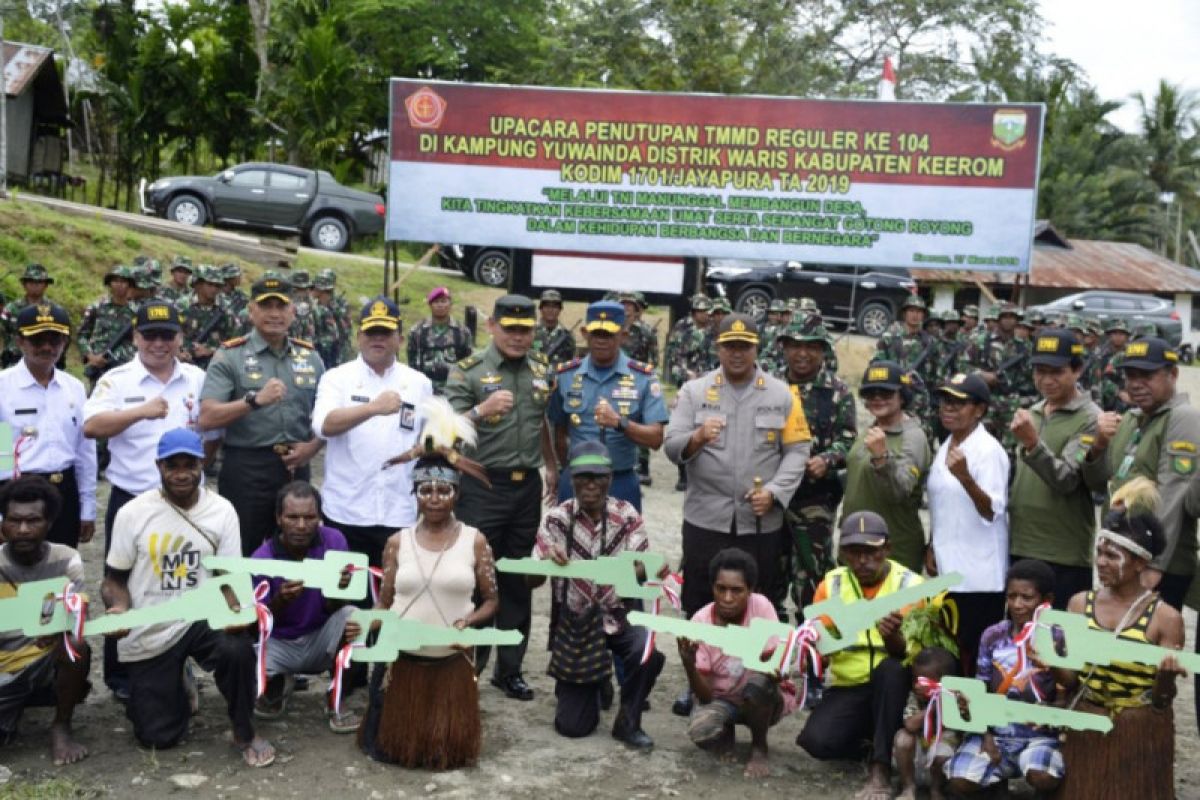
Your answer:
[627,359,654,374]
[456,354,482,370]
[1079,435,1095,447]
[220,336,248,348]
[289,337,315,349]
[556,357,582,373]
[1169,440,1197,453]
[529,350,548,364]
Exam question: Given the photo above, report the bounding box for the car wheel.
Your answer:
[735,287,772,320]
[472,249,512,287]
[309,216,349,251]
[855,301,893,337]
[166,195,207,226]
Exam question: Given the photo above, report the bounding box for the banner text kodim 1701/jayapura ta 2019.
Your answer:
[386,79,1044,273]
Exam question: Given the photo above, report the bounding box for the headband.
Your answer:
[412,464,460,486]
[1097,528,1153,562]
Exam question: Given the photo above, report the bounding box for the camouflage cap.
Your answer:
[103,264,135,284]
[777,315,832,348]
[900,294,927,312]
[995,302,1022,319]
[146,260,163,282]
[633,291,648,308]
[710,298,732,314]
[539,288,563,306]
[1103,317,1130,334]
[1025,309,1047,325]
[132,255,150,266]
[1132,321,1159,337]
[785,298,800,311]
[982,306,1000,321]
[19,263,53,284]
[1064,313,1086,332]
[193,264,225,285]
[313,272,335,290]
[618,291,639,305]
[221,263,243,279]
[1085,320,1103,337]
[171,256,194,272]
[130,266,157,290]
[767,299,788,313]
[291,270,312,289]
[690,294,713,312]
[923,315,942,328]
[961,304,979,319]
[798,297,819,313]
[940,308,961,323]
[317,268,338,284]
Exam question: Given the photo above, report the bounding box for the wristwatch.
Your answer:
[244,391,260,410]
[616,417,628,433]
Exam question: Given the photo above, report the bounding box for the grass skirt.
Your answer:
[1054,701,1174,800]
[358,652,480,770]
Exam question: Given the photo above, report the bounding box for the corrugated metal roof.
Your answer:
[913,238,1200,294]
[3,41,54,98]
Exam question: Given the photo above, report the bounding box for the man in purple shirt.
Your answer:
[251,481,358,732]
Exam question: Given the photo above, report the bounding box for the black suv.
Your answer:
[704,259,917,336]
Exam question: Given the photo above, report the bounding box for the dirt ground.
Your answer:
[3,339,1200,799]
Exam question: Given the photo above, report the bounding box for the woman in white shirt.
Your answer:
[926,372,1010,675]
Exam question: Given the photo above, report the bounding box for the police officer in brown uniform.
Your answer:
[198,274,325,555]
[445,295,554,701]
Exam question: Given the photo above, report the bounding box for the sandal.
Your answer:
[237,736,276,768]
[328,709,361,734]
[253,674,294,720]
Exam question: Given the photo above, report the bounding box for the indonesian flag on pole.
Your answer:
[878,55,896,100]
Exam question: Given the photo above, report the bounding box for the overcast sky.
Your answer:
[1040,0,1200,132]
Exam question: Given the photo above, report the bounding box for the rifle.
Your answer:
[83,321,134,382]
[191,305,226,354]
[908,331,937,376]
[992,339,1030,394]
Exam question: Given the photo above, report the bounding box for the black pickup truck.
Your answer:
[141,162,385,251]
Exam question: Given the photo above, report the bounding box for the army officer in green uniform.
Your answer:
[198,274,325,555]
[445,294,554,702]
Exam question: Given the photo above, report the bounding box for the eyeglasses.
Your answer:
[140,329,178,341]
[860,389,896,401]
[416,484,456,499]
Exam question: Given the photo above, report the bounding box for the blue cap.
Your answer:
[157,428,205,460]
[584,301,625,334]
[359,296,401,331]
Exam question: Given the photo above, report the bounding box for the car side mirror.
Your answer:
[786,261,802,271]
[219,170,234,183]
[1072,300,1085,310]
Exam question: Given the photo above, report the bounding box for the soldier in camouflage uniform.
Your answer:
[407,285,473,393]
[0,263,55,368]
[179,265,237,369]
[316,268,353,344]
[935,308,968,388]
[77,265,139,384]
[311,271,346,367]
[959,304,979,338]
[972,302,1036,450]
[619,291,659,366]
[1077,318,1105,400]
[288,270,319,344]
[128,266,158,304]
[532,289,576,368]
[702,298,731,373]
[874,294,936,436]
[663,294,712,491]
[1098,318,1131,412]
[160,256,194,303]
[220,263,250,330]
[778,317,857,621]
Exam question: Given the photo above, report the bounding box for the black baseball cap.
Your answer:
[136,301,183,332]
[715,313,759,345]
[840,511,889,547]
[1121,337,1179,371]
[1030,328,1083,368]
[938,372,991,404]
[251,273,293,304]
[492,294,536,328]
[568,440,612,477]
[16,303,70,337]
[859,361,909,393]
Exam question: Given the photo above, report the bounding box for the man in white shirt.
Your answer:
[0,303,96,548]
[101,428,274,768]
[83,299,209,700]
[312,297,433,566]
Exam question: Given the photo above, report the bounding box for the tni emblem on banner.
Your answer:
[992,109,1027,150]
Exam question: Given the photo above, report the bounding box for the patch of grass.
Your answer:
[0,234,30,263]
[17,226,57,245]
[0,777,100,800]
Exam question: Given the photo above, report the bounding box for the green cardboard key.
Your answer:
[803,572,964,655]
[203,551,370,601]
[627,612,794,672]
[89,574,257,635]
[347,610,524,661]
[0,422,13,471]
[1031,607,1200,672]
[0,577,81,637]
[939,676,1113,734]
[496,552,668,601]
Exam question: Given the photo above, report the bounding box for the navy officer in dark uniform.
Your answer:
[548,301,668,511]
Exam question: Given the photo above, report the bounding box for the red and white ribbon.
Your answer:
[58,581,87,663]
[1011,602,1051,702]
[252,580,274,698]
[639,572,684,664]
[777,620,823,708]
[12,432,34,479]
[347,565,385,606]
[917,676,944,763]
[328,642,364,716]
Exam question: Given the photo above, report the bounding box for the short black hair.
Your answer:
[708,547,758,590]
[1006,559,1055,598]
[0,475,62,525]
[275,480,323,519]
[912,645,959,678]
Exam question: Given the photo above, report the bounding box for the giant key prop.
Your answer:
[939,676,1113,734]
[1031,607,1200,672]
[0,422,13,472]
[88,574,257,635]
[0,577,81,637]
[347,610,523,661]
[496,552,668,601]
[802,572,963,654]
[203,551,370,601]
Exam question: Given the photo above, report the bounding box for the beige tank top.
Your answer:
[390,522,477,657]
